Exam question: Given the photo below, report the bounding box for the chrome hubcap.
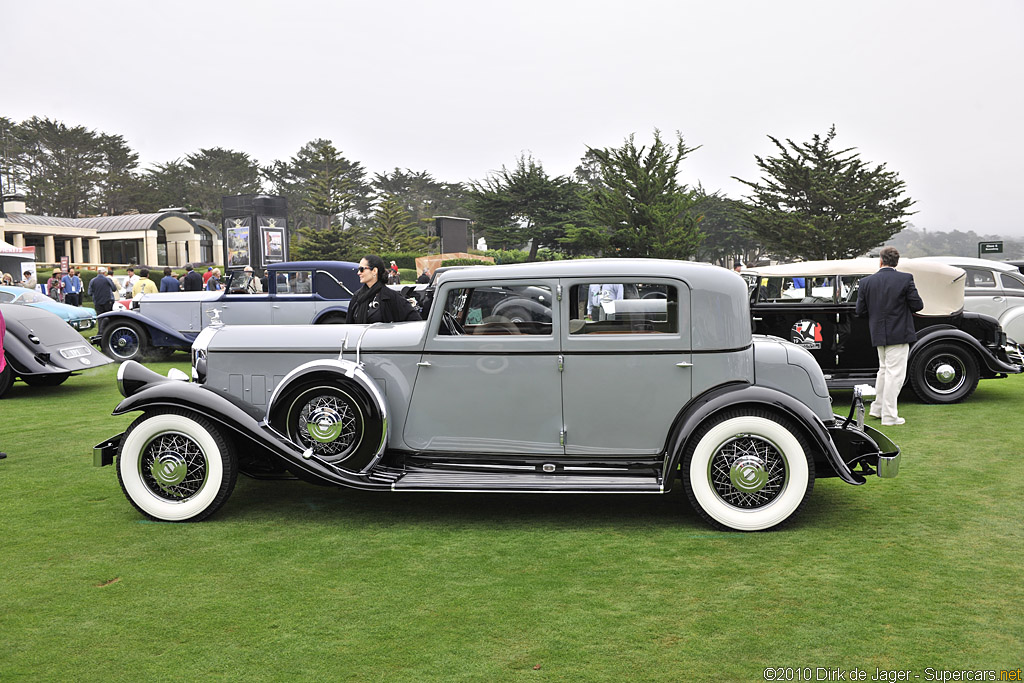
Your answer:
[306,405,347,443]
[140,432,207,501]
[924,355,966,394]
[296,392,359,460]
[709,434,787,509]
[934,363,956,383]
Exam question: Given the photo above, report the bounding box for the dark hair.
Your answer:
[362,254,388,283]
[879,246,900,268]
[139,268,150,278]
[163,267,173,276]
[185,263,194,271]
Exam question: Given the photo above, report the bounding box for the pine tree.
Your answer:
[587,130,704,259]
[368,194,431,252]
[734,126,915,260]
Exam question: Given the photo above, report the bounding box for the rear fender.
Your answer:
[912,328,1019,375]
[311,304,350,323]
[663,383,862,487]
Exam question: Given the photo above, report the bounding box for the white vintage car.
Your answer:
[95,259,900,531]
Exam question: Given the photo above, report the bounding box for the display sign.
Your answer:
[259,217,287,264]
[979,241,1003,256]
[224,218,251,267]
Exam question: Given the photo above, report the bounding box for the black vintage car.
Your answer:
[1,303,113,397]
[744,258,1022,404]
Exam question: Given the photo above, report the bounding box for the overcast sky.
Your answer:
[6,0,1023,235]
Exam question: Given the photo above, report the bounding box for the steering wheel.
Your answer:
[443,310,465,336]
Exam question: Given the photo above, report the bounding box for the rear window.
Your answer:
[568,283,678,334]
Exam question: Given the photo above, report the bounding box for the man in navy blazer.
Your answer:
[855,246,924,425]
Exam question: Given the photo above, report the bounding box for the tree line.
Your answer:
[6,114,984,263]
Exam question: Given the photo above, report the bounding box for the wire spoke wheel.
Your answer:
[708,434,788,510]
[140,431,209,502]
[295,392,360,459]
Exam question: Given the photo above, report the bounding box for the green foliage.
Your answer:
[691,188,763,267]
[440,258,495,267]
[264,139,372,233]
[587,130,704,259]
[885,226,1024,259]
[484,249,529,264]
[368,194,431,253]
[373,168,473,244]
[182,148,263,224]
[734,125,915,260]
[557,224,611,257]
[468,155,584,260]
[290,223,367,262]
[379,252,425,269]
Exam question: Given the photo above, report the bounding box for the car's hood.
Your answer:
[30,300,96,320]
[201,321,427,354]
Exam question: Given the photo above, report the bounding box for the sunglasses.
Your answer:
[358,266,370,273]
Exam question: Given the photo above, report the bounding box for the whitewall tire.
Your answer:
[681,410,814,532]
[116,410,238,522]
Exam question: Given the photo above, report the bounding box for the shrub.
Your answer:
[441,259,495,268]
[380,252,423,270]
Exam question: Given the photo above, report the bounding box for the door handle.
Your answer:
[993,297,1005,302]
[417,361,432,367]
[676,361,693,368]
[752,316,763,321]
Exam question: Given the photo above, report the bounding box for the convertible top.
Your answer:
[745,258,966,317]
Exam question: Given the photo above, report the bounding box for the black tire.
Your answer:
[0,363,13,398]
[102,320,148,362]
[316,312,347,324]
[21,373,70,387]
[909,342,979,404]
[501,306,530,324]
[270,380,385,472]
[680,408,815,532]
[115,409,238,522]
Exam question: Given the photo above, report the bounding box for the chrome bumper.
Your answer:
[827,386,901,479]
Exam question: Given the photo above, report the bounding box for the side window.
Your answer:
[275,270,313,294]
[440,284,553,336]
[1001,273,1024,291]
[569,283,678,334]
[0,291,14,303]
[840,276,863,303]
[965,268,997,288]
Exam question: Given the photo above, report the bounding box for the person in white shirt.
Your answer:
[588,283,624,320]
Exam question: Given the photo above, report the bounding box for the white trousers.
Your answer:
[871,343,910,420]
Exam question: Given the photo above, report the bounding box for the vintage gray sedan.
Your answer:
[95,259,900,531]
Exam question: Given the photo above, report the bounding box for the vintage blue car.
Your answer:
[92,261,359,361]
[95,259,901,531]
[0,285,98,331]
[1,303,113,397]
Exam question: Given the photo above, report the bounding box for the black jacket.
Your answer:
[87,274,118,305]
[349,282,421,324]
[855,267,924,346]
[182,270,204,292]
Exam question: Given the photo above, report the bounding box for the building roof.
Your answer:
[3,210,220,236]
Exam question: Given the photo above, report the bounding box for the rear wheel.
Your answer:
[909,343,978,404]
[681,409,814,531]
[116,409,238,522]
[103,320,147,361]
[316,312,347,324]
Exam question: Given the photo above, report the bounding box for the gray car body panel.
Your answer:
[194,259,835,456]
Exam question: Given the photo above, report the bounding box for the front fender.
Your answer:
[97,310,195,349]
[664,383,863,486]
[107,363,390,490]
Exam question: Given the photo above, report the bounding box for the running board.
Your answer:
[391,470,663,493]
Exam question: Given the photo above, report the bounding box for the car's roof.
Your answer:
[916,256,1018,271]
[745,258,966,316]
[435,258,725,283]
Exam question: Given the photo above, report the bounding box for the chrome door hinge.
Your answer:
[560,429,566,446]
[558,354,564,372]
[556,284,562,301]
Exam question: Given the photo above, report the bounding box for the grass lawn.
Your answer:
[1,357,1022,681]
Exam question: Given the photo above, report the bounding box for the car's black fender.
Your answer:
[96,310,195,349]
[912,327,1020,375]
[311,304,350,324]
[662,383,863,487]
[102,361,391,490]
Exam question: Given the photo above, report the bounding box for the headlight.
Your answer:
[190,326,218,384]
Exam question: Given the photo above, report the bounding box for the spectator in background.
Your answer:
[46,270,64,302]
[22,271,36,289]
[243,265,263,293]
[132,267,158,298]
[388,261,401,285]
[203,266,214,286]
[417,269,430,284]
[206,268,222,291]
[62,268,83,306]
[1,272,13,286]
[125,267,139,293]
[261,269,269,292]
[88,266,118,314]
[159,266,181,292]
[182,263,203,291]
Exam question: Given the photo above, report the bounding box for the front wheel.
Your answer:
[680,409,814,532]
[116,410,238,522]
[909,343,978,404]
[102,320,148,361]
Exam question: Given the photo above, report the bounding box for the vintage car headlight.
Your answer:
[191,326,218,384]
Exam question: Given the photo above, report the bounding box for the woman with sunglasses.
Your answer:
[348,255,420,324]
